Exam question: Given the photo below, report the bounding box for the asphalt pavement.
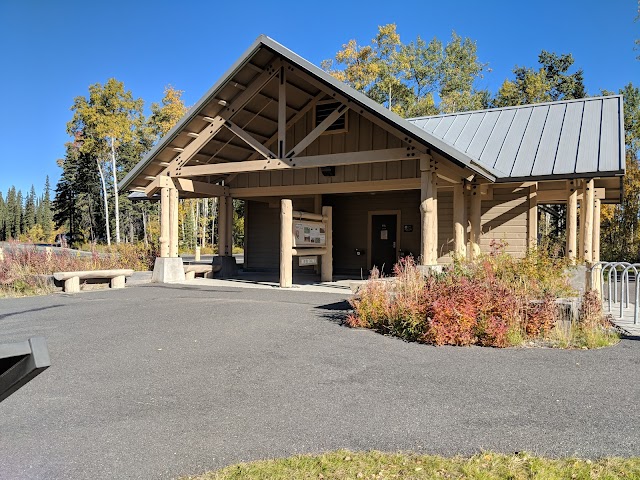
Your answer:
[0,284,639,479]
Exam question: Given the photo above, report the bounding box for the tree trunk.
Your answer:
[195,200,200,249]
[212,197,217,249]
[110,137,121,244]
[142,208,148,248]
[96,158,111,246]
[201,198,208,248]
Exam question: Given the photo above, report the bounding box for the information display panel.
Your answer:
[293,221,326,247]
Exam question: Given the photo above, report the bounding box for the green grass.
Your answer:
[181,450,640,479]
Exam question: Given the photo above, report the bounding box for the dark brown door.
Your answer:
[371,214,397,275]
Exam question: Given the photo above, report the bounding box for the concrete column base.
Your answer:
[152,257,185,284]
[213,256,238,279]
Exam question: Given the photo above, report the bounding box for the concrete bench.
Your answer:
[183,264,221,280]
[53,269,134,293]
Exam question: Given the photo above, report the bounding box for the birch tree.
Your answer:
[67,79,145,244]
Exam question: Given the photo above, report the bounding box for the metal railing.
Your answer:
[597,261,639,324]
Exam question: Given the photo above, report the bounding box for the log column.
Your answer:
[420,155,438,265]
[592,196,602,295]
[218,195,228,256]
[593,197,601,263]
[280,199,293,288]
[528,184,538,251]
[579,180,585,261]
[583,179,595,264]
[321,205,333,282]
[169,187,179,258]
[452,183,466,258]
[469,184,482,259]
[566,180,578,263]
[225,196,234,254]
[160,187,170,258]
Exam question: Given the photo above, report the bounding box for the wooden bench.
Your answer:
[183,264,221,280]
[53,269,134,293]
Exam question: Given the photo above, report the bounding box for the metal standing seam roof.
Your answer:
[408,95,626,182]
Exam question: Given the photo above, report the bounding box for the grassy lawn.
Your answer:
[182,450,640,479]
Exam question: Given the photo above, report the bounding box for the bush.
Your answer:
[0,242,158,297]
[347,248,618,349]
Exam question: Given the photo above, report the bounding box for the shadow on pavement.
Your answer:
[314,300,351,325]
[0,305,64,321]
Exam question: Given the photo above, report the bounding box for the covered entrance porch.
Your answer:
[118,36,624,290]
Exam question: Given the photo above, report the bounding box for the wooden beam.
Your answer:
[171,178,229,197]
[566,180,578,263]
[285,104,348,158]
[278,67,287,158]
[248,91,326,161]
[292,210,325,221]
[280,199,293,288]
[179,159,290,177]
[231,178,421,197]
[224,119,276,159]
[286,66,428,155]
[292,247,327,256]
[177,148,415,177]
[145,175,174,196]
[167,116,226,176]
[162,60,282,178]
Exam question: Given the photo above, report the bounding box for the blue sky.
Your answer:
[0,0,637,196]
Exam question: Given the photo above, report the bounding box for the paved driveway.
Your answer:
[1,284,639,479]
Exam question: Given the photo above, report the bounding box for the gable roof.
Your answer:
[120,36,625,192]
[408,95,625,182]
[120,35,499,192]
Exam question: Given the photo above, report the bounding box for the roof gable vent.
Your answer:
[315,101,348,133]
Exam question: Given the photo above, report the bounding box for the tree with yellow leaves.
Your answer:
[322,25,489,117]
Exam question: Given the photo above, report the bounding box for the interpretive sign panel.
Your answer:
[293,221,326,247]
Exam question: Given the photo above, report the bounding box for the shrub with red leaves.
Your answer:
[347,248,575,348]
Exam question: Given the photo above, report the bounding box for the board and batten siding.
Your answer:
[229,108,419,192]
[244,186,529,273]
[477,186,529,257]
[245,197,315,271]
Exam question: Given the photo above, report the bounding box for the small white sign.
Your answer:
[299,256,318,266]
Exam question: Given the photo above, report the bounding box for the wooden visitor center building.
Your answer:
[120,36,626,287]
